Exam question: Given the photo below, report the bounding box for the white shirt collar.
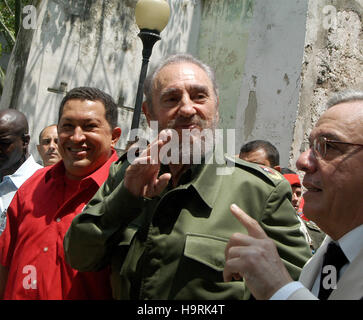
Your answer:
[4,155,43,188]
[337,224,363,263]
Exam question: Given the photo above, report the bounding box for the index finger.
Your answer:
[230,203,268,240]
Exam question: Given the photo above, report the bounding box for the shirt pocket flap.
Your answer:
[184,233,227,272]
[117,227,137,246]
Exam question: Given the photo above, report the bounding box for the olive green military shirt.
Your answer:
[64,155,312,300]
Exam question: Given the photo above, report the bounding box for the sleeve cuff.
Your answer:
[269,281,305,300]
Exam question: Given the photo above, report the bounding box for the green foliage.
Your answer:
[0,0,34,94]
[0,0,34,53]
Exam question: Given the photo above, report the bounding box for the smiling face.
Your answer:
[143,62,219,134]
[142,62,219,164]
[296,100,363,239]
[57,99,120,180]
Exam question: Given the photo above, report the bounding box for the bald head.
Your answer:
[0,109,30,178]
[0,109,29,136]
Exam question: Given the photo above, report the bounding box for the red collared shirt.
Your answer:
[0,150,118,300]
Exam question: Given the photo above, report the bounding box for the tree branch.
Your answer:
[0,11,16,47]
[2,0,15,16]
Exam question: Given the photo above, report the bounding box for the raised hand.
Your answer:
[223,204,293,300]
[124,130,172,198]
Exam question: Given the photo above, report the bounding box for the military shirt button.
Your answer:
[56,218,61,222]
[43,247,48,252]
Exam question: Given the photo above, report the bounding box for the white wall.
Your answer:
[2,0,313,167]
[1,0,201,161]
[235,0,308,166]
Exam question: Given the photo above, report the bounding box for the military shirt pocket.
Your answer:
[183,233,227,272]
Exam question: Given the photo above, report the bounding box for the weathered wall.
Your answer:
[197,0,253,131]
[0,0,201,160]
[235,0,309,166]
[289,0,363,169]
[2,0,361,166]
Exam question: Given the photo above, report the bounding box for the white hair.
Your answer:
[326,90,363,108]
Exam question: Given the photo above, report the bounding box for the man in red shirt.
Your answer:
[0,87,121,299]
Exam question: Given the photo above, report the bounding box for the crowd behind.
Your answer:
[0,53,362,300]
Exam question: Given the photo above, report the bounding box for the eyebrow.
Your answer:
[188,84,209,95]
[160,84,210,97]
[160,88,180,100]
[60,117,101,123]
[0,134,17,141]
[310,132,342,143]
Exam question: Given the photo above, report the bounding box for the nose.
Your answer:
[71,126,86,143]
[49,140,57,151]
[296,149,316,173]
[177,94,197,118]
[292,193,298,202]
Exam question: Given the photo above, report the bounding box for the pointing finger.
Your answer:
[230,204,267,240]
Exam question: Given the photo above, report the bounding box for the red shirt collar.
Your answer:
[45,149,118,187]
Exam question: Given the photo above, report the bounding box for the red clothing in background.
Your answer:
[0,150,118,300]
[297,197,309,221]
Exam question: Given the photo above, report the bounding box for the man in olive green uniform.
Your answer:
[64,53,311,300]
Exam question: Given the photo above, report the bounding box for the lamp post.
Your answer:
[129,0,170,144]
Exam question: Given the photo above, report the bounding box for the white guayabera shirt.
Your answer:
[0,155,42,234]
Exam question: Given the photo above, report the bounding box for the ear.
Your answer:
[215,97,220,123]
[110,127,122,147]
[142,101,152,126]
[22,134,30,146]
[36,145,41,153]
[215,110,220,124]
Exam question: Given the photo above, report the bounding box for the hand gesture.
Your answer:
[124,130,172,198]
[223,204,293,300]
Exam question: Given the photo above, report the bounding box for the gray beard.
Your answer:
[160,115,217,165]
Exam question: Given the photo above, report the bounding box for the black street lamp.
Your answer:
[129,0,170,144]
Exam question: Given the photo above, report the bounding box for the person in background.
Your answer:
[239,140,281,172]
[0,87,121,299]
[0,109,42,235]
[280,168,302,211]
[224,90,363,300]
[281,167,324,253]
[36,124,62,166]
[239,142,320,253]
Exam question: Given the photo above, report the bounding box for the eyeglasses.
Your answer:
[308,136,363,159]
